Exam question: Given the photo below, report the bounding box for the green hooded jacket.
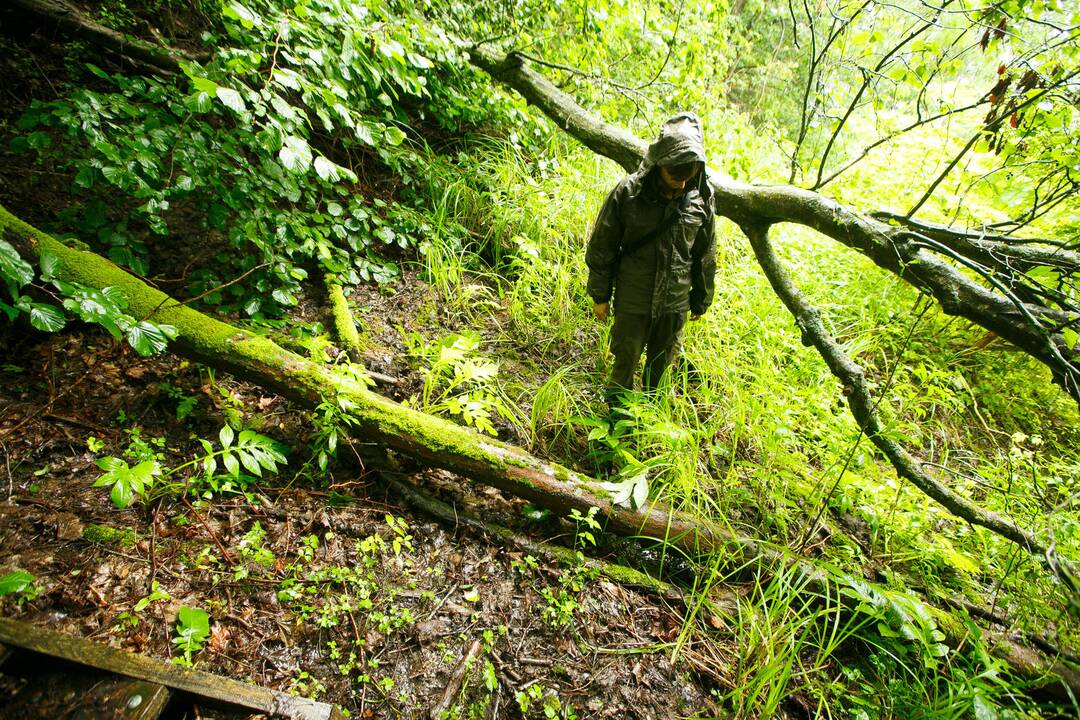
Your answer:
[585,112,716,318]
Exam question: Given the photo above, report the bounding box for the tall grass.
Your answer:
[400,116,1080,716]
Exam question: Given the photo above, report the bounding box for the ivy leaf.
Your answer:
[278,136,312,174]
[29,303,66,332]
[215,86,246,114]
[383,126,406,146]
[0,239,34,288]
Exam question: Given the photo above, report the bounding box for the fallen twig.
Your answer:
[429,638,483,720]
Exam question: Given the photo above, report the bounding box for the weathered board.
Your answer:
[0,617,344,720]
[0,672,171,720]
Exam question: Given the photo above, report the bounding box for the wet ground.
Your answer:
[0,285,729,718]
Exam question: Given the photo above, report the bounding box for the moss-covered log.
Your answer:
[3,202,1078,699]
[9,0,190,74]
[0,202,747,561]
[324,273,363,363]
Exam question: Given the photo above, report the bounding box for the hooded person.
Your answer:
[585,112,716,399]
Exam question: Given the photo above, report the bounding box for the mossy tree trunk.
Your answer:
[0,202,746,561]
[3,201,1079,700]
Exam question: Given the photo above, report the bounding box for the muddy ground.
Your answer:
[0,273,738,719]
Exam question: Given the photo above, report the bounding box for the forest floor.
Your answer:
[0,6,751,718]
[0,270,739,718]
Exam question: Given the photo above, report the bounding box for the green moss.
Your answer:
[325,276,363,357]
[82,523,136,547]
[928,605,968,645]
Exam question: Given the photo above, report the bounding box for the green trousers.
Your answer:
[608,311,686,396]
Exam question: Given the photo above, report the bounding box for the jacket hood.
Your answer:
[640,112,707,172]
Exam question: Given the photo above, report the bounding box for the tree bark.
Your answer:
[3,201,1078,700]
[324,273,364,364]
[9,0,189,74]
[740,221,1077,589]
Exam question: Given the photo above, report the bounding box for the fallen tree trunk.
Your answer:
[9,0,189,74]
[468,43,1080,588]
[468,45,1080,405]
[3,201,1078,699]
[0,202,749,561]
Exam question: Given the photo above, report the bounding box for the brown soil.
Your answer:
[0,315,724,718]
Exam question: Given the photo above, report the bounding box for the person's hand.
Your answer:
[593,302,609,321]
[690,313,703,321]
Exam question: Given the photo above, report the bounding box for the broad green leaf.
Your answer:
[219,425,235,448]
[222,2,261,28]
[29,303,66,332]
[130,460,160,488]
[191,76,218,94]
[238,450,262,476]
[383,126,406,146]
[279,136,312,174]
[186,92,212,113]
[314,156,340,182]
[0,570,34,596]
[215,86,246,114]
[407,52,433,69]
[0,239,34,287]
[38,249,60,281]
[126,321,172,356]
[96,456,126,473]
[111,478,134,509]
[271,288,296,306]
[354,122,376,146]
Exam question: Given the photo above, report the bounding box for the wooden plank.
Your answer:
[0,672,171,720]
[0,617,336,720]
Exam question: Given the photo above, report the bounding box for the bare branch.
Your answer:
[815,97,987,188]
[815,2,953,188]
[741,220,1079,593]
